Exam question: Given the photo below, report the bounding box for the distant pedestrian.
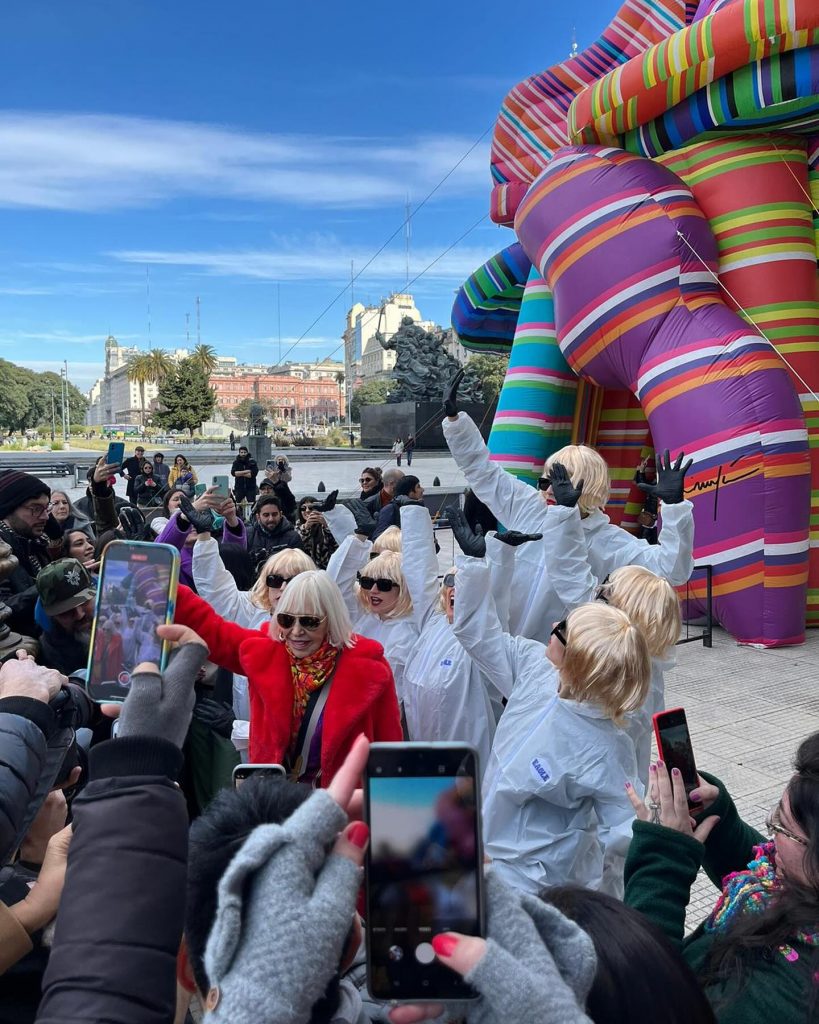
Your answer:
[404,433,416,466]
[120,445,145,506]
[229,430,236,451]
[391,437,404,466]
[349,428,355,447]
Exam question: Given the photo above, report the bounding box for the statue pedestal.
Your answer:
[360,400,495,449]
[242,435,272,466]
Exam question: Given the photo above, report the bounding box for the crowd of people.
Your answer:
[0,371,816,1023]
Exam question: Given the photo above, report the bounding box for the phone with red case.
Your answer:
[652,707,698,802]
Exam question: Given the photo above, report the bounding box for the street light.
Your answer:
[59,369,68,442]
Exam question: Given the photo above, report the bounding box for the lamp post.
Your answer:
[59,369,68,442]
[64,360,70,440]
[50,390,56,443]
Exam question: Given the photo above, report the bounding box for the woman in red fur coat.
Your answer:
[174,570,401,785]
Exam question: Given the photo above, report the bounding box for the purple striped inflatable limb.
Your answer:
[514,146,811,645]
[451,242,531,353]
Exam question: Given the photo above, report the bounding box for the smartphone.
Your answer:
[194,482,207,497]
[232,763,286,787]
[106,441,125,465]
[364,743,484,1002]
[265,459,276,470]
[85,540,180,703]
[653,707,698,802]
[211,474,230,497]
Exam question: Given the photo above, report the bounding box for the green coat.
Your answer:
[624,773,815,1023]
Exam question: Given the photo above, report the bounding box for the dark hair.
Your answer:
[163,487,187,517]
[217,543,254,591]
[61,528,91,558]
[254,494,282,515]
[259,479,274,491]
[94,529,120,560]
[395,475,420,498]
[361,467,381,483]
[541,887,716,1024]
[463,488,498,537]
[701,731,819,1018]
[298,495,317,522]
[186,779,349,1021]
[153,452,165,460]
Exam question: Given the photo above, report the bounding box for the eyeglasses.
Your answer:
[766,803,809,847]
[551,619,568,646]
[443,572,456,588]
[537,476,551,491]
[276,613,326,632]
[20,502,50,518]
[357,574,399,592]
[596,574,611,604]
[266,574,294,589]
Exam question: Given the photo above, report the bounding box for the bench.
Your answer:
[0,461,73,478]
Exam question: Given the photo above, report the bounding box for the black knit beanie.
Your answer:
[0,471,51,519]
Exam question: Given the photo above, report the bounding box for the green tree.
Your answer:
[465,353,509,404]
[155,358,216,437]
[190,343,218,377]
[127,353,154,426]
[0,361,87,433]
[350,379,391,422]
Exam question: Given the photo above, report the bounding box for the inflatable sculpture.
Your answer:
[452,0,819,646]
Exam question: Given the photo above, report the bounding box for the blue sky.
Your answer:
[0,1,613,393]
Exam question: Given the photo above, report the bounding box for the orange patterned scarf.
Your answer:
[287,640,339,755]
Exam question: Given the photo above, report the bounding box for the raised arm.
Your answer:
[192,535,259,628]
[174,585,251,676]
[400,505,442,630]
[442,412,548,533]
[325,533,371,617]
[541,505,598,610]
[452,555,515,699]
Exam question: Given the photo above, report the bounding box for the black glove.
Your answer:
[346,498,377,533]
[314,489,337,513]
[43,514,63,541]
[178,495,216,534]
[638,449,693,505]
[193,697,235,739]
[448,506,486,558]
[118,506,145,539]
[494,530,543,547]
[549,462,583,508]
[443,368,465,418]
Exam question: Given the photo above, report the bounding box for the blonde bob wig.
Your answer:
[545,444,610,514]
[249,547,316,611]
[355,550,413,621]
[372,526,402,554]
[275,570,355,649]
[601,566,681,659]
[438,565,456,615]
[560,603,650,725]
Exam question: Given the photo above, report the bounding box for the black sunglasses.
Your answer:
[357,573,399,592]
[266,573,294,589]
[537,476,551,491]
[359,477,374,484]
[443,572,456,588]
[551,619,568,646]
[596,573,611,603]
[276,612,325,631]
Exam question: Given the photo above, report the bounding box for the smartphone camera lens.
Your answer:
[375,767,383,774]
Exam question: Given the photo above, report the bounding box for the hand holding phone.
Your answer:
[364,743,483,1002]
[232,763,286,787]
[652,708,698,805]
[106,441,125,467]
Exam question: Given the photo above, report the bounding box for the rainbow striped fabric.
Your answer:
[514,145,811,645]
[451,242,531,352]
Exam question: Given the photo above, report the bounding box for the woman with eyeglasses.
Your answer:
[453,551,651,898]
[625,734,819,1023]
[295,495,338,570]
[358,467,382,501]
[398,504,497,770]
[441,371,695,645]
[174,571,402,783]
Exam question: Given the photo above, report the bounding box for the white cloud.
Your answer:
[13,359,104,392]
[0,111,490,212]
[108,240,499,285]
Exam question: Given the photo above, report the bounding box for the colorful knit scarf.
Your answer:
[705,841,819,964]
[287,639,339,755]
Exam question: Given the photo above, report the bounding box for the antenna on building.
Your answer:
[569,26,578,59]
[146,265,152,348]
[196,295,201,345]
[350,260,355,308]
[277,282,282,365]
[404,194,411,289]
[185,312,190,345]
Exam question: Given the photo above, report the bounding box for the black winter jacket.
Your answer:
[36,737,187,1024]
[246,516,304,571]
[0,698,55,864]
[0,523,52,637]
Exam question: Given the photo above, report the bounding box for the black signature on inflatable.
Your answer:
[683,455,758,520]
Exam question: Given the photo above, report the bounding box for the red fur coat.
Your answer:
[175,586,402,783]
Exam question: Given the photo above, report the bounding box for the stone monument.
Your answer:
[377,318,482,403]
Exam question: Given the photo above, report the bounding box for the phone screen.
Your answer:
[266,459,276,470]
[86,541,180,703]
[106,442,125,465]
[365,744,482,1001]
[654,709,698,793]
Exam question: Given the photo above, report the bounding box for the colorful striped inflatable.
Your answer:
[452,0,819,644]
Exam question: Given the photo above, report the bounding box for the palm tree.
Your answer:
[190,344,217,377]
[335,371,345,424]
[145,349,173,424]
[127,353,153,427]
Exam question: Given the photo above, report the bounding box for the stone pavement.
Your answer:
[665,626,819,929]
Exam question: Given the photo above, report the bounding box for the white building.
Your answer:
[345,293,435,384]
[85,336,190,426]
[269,359,345,381]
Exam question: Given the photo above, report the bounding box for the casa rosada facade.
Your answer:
[209,372,344,422]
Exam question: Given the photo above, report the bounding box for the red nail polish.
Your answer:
[348,822,369,849]
[657,759,665,768]
[649,764,657,773]
[432,933,458,958]
[672,767,681,776]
